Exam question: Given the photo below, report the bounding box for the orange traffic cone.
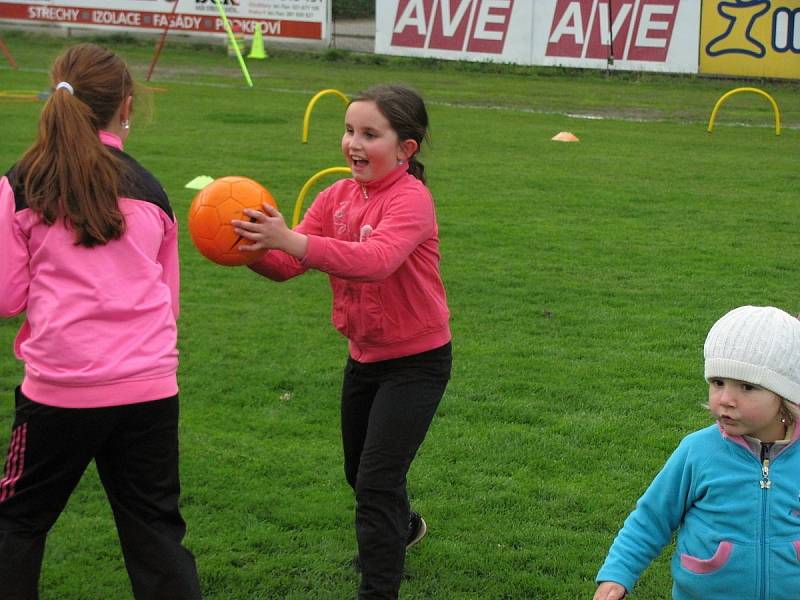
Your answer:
[551,131,580,142]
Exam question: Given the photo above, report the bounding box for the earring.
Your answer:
[121,120,130,130]
[397,159,406,165]
[780,402,794,425]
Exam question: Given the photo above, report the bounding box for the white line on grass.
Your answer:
[3,65,797,130]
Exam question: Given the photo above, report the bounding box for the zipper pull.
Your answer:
[760,443,772,489]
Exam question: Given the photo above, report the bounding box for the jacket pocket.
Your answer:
[349,283,384,344]
[673,540,755,600]
[331,280,349,338]
[680,540,733,574]
[767,540,800,600]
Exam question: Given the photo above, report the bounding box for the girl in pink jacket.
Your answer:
[234,85,451,599]
[0,44,200,599]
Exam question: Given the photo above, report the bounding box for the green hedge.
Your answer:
[332,0,375,19]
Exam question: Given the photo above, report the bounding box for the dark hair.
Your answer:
[349,85,430,183]
[18,43,134,247]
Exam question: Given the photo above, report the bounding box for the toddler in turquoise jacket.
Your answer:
[594,305,800,600]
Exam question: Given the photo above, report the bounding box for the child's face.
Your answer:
[342,100,404,183]
[708,378,785,442]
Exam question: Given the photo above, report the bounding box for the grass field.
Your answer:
[1,30,799,599]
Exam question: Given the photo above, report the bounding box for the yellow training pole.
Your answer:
[292,167,351,227]
[707,87,781,136]
[212,0,253,87]
[302,89,349,143]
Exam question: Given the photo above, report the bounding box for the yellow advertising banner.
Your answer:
[700,0,800,80]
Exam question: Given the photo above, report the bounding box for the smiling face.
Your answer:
[708,378,786,442]
[342,100,411,183]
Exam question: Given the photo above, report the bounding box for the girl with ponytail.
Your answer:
[0,43,201,599]
[233,84,451,599]
[19,43,132,247]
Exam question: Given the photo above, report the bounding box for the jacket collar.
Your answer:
[718,420,800,456]
[99,130,123,151]
[354,164,409,197]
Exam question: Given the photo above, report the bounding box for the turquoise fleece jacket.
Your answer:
[596,423,800,599]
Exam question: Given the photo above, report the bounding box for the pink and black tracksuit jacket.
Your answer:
[0,131,180,410]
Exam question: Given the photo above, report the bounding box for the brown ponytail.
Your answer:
[406,155,425,183]
[18,43,133,247]
[350,85,430,184]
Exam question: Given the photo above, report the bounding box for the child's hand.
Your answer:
[232,203,285,252]
[593,582,626,600]
[232,203,308,259]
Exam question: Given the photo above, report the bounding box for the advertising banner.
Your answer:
[376,0,700,74]
[0,0,329,42]
[533,0,700,73]
[700,0,800,80]
[376,0,535,65]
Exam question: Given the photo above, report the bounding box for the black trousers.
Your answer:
[341,342,452,600]
[0,387,201,600]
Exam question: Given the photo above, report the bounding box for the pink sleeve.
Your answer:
[159,211,180,319]
[302,188,434,282]
[0,176,30,317]
[248,250,306,281]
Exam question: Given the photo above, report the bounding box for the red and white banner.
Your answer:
[376,0,700,74]
[376,0,534,64]
[535,0,699,73]
[0,0,329,42]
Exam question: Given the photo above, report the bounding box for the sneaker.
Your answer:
[351,512,427,572]
[406,511,427,549]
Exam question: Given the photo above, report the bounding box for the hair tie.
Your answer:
[55,81,74,95]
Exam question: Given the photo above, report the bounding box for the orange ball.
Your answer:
[188,176,277,266]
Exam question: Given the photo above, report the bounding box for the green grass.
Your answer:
[1,30,799,599]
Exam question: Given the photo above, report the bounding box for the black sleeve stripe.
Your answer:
[4,165,27,212]
[111,148,174,222]
[4,150,174,223]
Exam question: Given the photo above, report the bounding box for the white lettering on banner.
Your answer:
[28,6,80,22]
[391,0,515,54]
[262,20,281,35]
[214,18,280,34]
[392,0,428,35]
[475,0,511,41]
[152,14,203,30]
[1,1,324,42]
[393,0,427,36]
[546,0,679,62]
[92,10,141,27]
[635,5,672,48]
[596,3,633,45]
[549,2,584,44]
[440,0,473,37]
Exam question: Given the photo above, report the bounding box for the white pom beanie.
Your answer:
[704,306,800,405]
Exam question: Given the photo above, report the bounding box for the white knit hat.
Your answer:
[704,306,800,405]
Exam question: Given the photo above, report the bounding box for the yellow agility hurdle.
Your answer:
[0,90,42,102]
[292,167,352,228]
[302,89,349,144]
[707,87,781,136]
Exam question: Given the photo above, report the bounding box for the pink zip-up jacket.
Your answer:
[0,131,179,408]
[250,165,451,363]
